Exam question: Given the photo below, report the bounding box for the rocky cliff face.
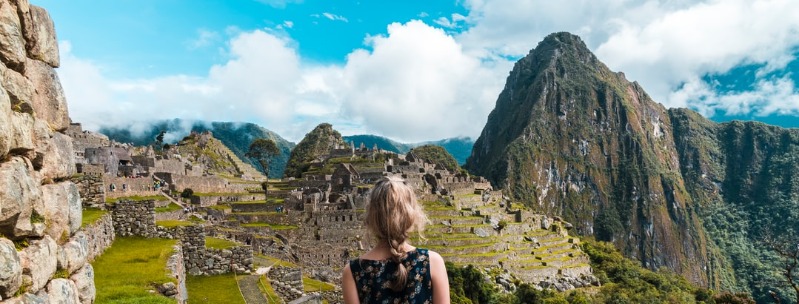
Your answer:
[0,0,94,302]
[465,32,711,286]
[466,32,799,302]
[284,123,347,178]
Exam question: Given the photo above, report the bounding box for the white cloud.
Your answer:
[434,13,468,29]
[318,12,348,23]
[59,21,508,142]
[254,0,302,8]
[671,76,799,117]
[457,0,799,117]
[186,29,220,49]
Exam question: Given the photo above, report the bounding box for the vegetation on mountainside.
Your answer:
[671,109,799,303]
[246,138,279,198]
[99,119,294,177]
[344,135,475,165]
[93,237,178,303]
[284,123,347,178]
[446,239,748,304]
[410,144,460,172]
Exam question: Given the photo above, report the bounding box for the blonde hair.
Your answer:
[364,176,428,291]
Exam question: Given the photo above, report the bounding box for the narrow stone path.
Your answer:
[238,275,268,304]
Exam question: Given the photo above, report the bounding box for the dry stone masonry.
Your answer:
[111,200,156,237]
[0,1,99,302]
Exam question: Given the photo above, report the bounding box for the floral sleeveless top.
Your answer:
[348,248,433,304]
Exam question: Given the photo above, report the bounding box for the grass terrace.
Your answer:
[81,208,107,228]
[208,205,231,211]
[258,275,281,303]
[303,277,336,292]
[155,220,193,228]
[186,274,245,304]
[155,203,182,213]
[105,194,168,204]
[205,237,239,250]
[93,237,177,303]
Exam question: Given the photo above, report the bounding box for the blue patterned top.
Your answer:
[349,248,433,304]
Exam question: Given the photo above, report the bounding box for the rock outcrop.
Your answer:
[466,32,711,285]
[466,32,799,302]
[284,123,348,178]
[0,1,93,302]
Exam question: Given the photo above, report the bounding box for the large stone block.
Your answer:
[0,157,41,238]
[19,6,57,68]
[0,238,22,299]
[64,182,80,235]
[18,235,56,293]
[21,59,67,131]
[34,131,76,186]
[1,62,34,113]
[0,84,35,158]
[45,279,79,304]
[69,264,94,304]
[0,1,26,69]
[0,292,48,304]
[61,231,87,274]
[40,183,68,241]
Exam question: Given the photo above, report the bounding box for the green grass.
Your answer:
[205,237,239,250]
[81,208,108,228]
[208,205,231,211]
[106,195,168,204]
[256,254,297,267]
[92,237,177,304]
[258,275,281,303]
[156,220,193,228]
[186,274,246,304]
[155,203,182,213]
[193,192,252,197]
[303,277,336,292]
[240,223,297,230]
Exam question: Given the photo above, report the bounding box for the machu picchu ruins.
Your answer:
[58,118,599,303]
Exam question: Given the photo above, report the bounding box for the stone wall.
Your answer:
[268,266,304,302]
[111,200,156,237]
[156,173,236,193]
[0,0,103,301]
[104,176,161,199]
[165,244,187,304]
[83,212,114,261]
[71,172,105,209]
[180,226,254,276]
[191,194,260,207]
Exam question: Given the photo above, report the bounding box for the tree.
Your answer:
[246,138,280,199]
[764,230,799,304]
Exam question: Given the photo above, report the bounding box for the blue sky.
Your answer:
[33,0,799,142]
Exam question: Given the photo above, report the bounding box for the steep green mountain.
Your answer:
[284,123,347,178]
[408,144,460,172]
[343,135,474,165]
[98,119,294,178]
[465,32,712,288]
[465,32,799,302]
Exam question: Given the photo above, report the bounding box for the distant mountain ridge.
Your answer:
[98,119,294,178]
[343,135,474,165]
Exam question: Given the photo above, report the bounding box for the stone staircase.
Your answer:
[213,139,266,180]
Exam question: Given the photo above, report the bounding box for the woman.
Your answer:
[342,176,450,303]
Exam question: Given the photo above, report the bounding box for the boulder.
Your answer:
[61,232,87,273]
[40,183,69,241]
[45,279,79,304]
[63,182,80,234]
[473,227,489,238]
[1,292,48,304]
[22,59,68,131]
[69,264,95,304]
[0,1,26,68]
[34,129,75,181]
[0,238,22,299]
[18,235,56,292]
[9,110,35,153]
[1,60,34,112]
[20,6,58,68]
[0,157,41,237]
[541,217,550,230]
